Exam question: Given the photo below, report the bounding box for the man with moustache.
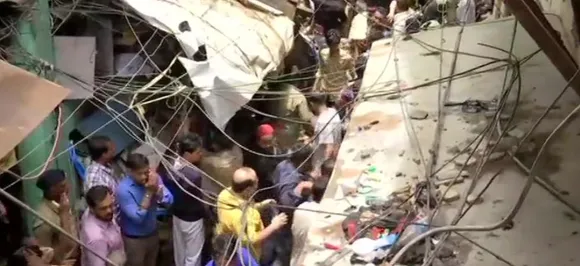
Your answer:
[80,185,125,266]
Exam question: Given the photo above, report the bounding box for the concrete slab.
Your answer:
[299,16,580,266]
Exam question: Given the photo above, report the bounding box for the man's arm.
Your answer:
[84,239,109,266]
[297,99,315,123]
[279,178,306,207]
[238,212,285,245]
[116,188,150,224]
[56,210,76,259]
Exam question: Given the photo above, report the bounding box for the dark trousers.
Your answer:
[260,230,293,266]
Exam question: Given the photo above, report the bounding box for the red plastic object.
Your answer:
[347,222,358,240]
[324,243,341,250]
[371,227,385,239]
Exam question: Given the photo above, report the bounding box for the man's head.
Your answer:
[231,167,258,198]
[289,143,314,173]
[211,129,235,152]
[308,93,328,115]
[125,153,150,185]
[321,159,335,178]
[212,234,238,266]
[36,169,68,201]
[87,136,116,163]
[86,185,114,222]
[256,124,275,148]
[312,177,330,202]
[324,28,342,51]
[396,0,412,12]
[176,133,203,164]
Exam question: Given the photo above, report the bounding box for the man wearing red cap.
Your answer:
[244,124,283,204]
[257,124,275,148]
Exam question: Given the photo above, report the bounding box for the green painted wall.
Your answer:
[14,0,79,234]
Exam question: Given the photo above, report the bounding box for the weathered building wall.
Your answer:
[494,0,580,63]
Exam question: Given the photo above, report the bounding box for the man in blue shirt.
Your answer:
[116,153,173,266]
[266,144,315,266]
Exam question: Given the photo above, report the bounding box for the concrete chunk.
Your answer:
[488,151,505,161]
[439,185,460,202]
[467,194,483,205]
[507,127,526,139]
[454,154,477,167]
[409,109,429,120]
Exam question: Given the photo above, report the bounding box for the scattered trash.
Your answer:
[501,220,514,230]
[444,100,488,113]
[387,93,403,100]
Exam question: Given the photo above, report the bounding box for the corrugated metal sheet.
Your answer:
[0,60,70,159]
[121,0,295,129]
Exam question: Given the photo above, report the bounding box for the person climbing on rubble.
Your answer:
[290,159,332,265]
[308,93,342,174]
[263,82,314,151]
[313,28,357,106]
[266,144,317,266]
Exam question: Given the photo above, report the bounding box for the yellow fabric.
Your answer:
[33,200,78,265]
[215,188,264,258]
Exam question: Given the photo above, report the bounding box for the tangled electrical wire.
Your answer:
[0,1,578,266]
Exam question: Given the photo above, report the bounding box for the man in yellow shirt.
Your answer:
[215,167,288,261]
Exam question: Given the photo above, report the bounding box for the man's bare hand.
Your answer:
[271,213,288,229]
[294,181,313,197]
[58,193,70,214]
[145,172,160,194]
[24,249,48,266]
[386,13,395,23]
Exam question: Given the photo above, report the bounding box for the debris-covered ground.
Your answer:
[305,19,580,266]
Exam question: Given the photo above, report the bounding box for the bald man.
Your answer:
[215,167,288,261]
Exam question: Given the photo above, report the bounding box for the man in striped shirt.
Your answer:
[84,136,119,218]
[84,136,118,193]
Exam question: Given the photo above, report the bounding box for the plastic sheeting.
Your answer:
[121,0,295,129]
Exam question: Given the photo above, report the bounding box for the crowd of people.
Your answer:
[9,0,455,265]
[19,90,344,266]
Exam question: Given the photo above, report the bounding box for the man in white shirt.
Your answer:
[290,174,331,266]
[308,94,342,174]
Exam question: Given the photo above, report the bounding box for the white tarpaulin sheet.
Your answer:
[122,0,294,128]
